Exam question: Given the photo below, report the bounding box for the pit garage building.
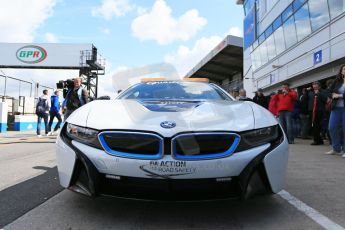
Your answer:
[237,0,345,97]
[186,35,243,95]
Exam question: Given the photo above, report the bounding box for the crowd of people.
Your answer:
[35,78,88,137]
[235,64,345,158]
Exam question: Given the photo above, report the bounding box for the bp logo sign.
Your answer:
[16,45,47,64]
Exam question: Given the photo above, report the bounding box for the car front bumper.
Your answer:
[56,130,288,200]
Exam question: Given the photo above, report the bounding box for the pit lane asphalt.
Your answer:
[1,137,344,229]
[0,140,63,228]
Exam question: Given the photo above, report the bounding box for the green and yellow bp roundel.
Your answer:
[16,45,47,64]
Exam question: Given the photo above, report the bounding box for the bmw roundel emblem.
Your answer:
[160,121,176,129]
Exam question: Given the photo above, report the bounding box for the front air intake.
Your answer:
[98,131,163,159]
[172,133,240,160]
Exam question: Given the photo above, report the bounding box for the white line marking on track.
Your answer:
[278,190,345,230]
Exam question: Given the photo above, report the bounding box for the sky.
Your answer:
[0,0,243,98]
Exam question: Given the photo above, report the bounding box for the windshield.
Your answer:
[118,81,232,101]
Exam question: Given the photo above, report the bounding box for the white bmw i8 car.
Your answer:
[56,79,288,200]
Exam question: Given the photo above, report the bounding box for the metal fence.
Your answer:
[0,72,54,101]
[0,71,54,117]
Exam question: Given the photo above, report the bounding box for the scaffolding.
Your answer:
[79,46,105,98]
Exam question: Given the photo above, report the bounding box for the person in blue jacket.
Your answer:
[48,90,62,135]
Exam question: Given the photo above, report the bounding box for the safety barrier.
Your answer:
[14,115,61,131]
[0,102,7,132]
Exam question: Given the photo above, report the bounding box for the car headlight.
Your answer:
[235,125,283,152]
[65,123,102,149]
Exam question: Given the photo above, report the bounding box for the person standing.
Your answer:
[268,92,278,117]
[292,95,301,138]
[299,88,310,139]
[325,64,345,157]
[308,82,327,145]
[232,87,240,100]
[48,90,62,135]
[238,89,252,101]
[36,89,51,137]
[272,83,298,144]
[322,79,334,144]
[253,88,268,109]
[64,78,89,121]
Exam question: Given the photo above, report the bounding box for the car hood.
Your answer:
[67,99,276,137]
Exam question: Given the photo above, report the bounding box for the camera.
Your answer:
[56,79,74,89]
[56,79,75,98]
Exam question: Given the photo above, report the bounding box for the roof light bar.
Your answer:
[141,77,167,82]
[183,77,209,82]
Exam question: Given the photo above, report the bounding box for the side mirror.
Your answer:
[117,90,122,94]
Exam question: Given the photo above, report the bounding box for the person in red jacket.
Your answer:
[272,83,298,144]
[268,92,278,117]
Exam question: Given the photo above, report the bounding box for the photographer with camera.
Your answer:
[271,83,298,144]
[63,78,89,121]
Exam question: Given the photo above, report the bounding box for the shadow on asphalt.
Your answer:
[0,166,63,228]
[2,177,319,229]
[51,191,291,229]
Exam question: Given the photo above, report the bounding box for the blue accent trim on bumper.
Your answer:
[98,131,164,160]
[171,133,241,160]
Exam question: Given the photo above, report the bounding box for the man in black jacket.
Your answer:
[253,88,268,109]
[299,88,310,139]
[307,82,327,145]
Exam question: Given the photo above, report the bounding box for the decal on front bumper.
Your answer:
[139,160,196,179]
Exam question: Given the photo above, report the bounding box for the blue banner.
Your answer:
[244,7,256,50]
